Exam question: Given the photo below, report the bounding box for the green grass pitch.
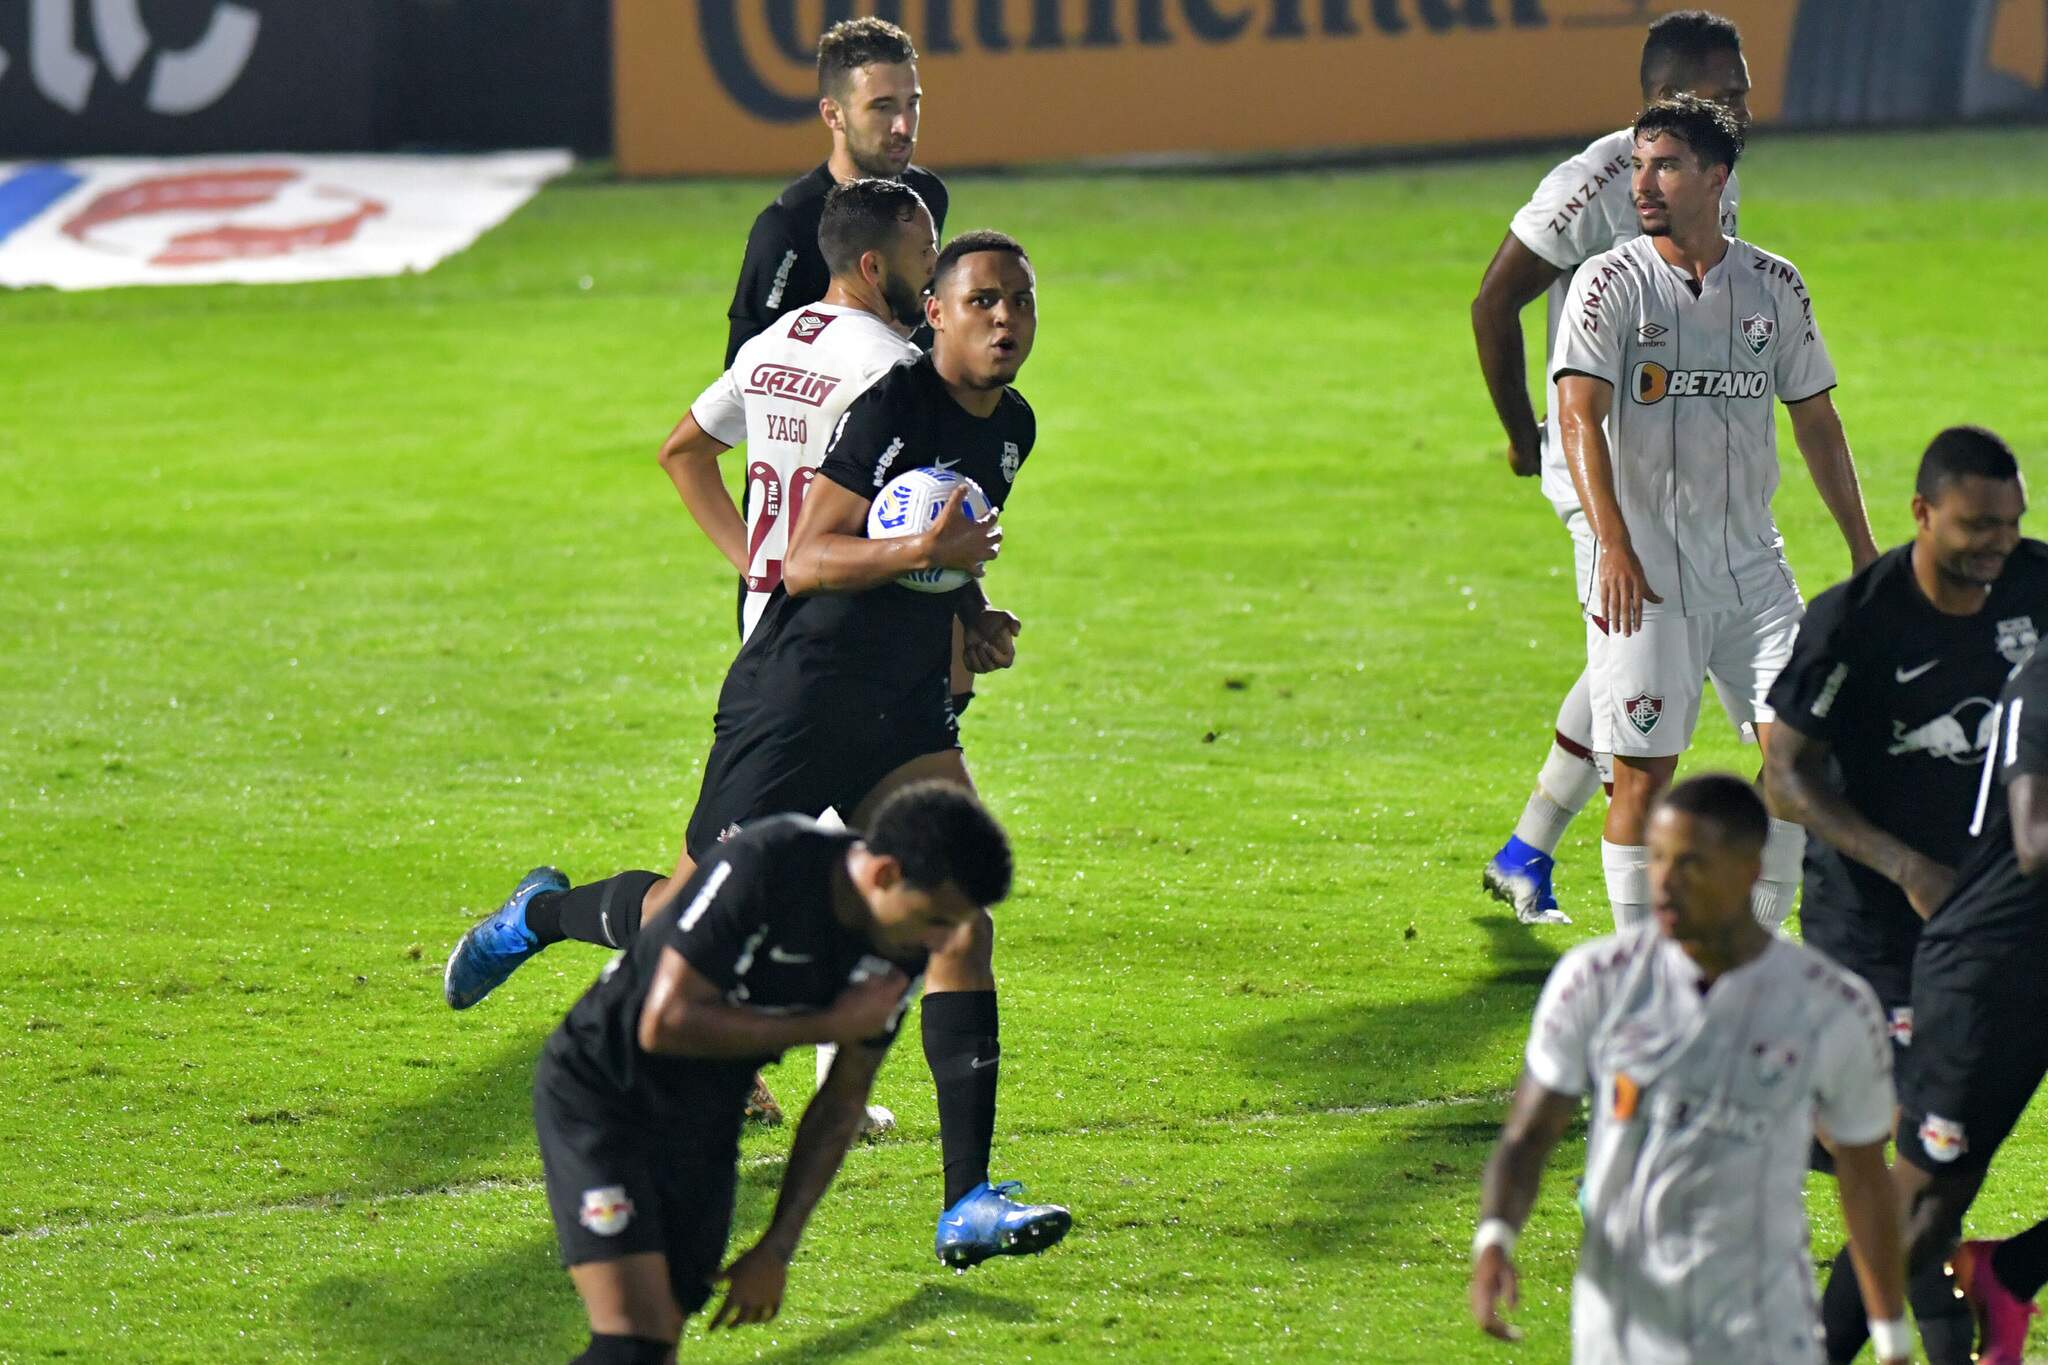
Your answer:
[3,127,2047,1362]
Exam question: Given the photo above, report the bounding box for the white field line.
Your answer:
[1,1089,1509,1243]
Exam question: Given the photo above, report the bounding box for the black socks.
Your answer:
[1821,1244,1975,1365]
[1994,1216,2048,1301]
[922,989,999,1209]
[526,871,663,950]
[570,1333,670,1365]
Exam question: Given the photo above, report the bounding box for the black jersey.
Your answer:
[1921,649,2048,949]
[1767,542,2048,957]
[541,817,923,1138]
[725,163,950,366]
[735,353,1035,701]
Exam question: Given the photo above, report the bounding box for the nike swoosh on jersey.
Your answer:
[933,455,961,471]
[1896,660,1941,683]
[767,946,813,965]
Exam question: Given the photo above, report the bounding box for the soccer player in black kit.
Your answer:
[1764,427,2048,1365]
[480,230,1067,1273]
[534,783,1008,1364]
[724,17,948,366]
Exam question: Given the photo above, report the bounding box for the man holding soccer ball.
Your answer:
[675,228,1065,1270]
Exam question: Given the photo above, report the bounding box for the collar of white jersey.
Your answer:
[1657,929,1783,995]
[1648,235,1738,295]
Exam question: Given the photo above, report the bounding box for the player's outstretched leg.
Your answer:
[1959,1232,2048,1365]
[444,866,570,1009]
[443,868,661,1009]
[1483,671,1606,925]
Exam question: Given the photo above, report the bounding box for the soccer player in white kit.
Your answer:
[1477,11,1750,925]
[662,178,931,642]
[1469,775,1911,1365]
[1552,96,1879,932]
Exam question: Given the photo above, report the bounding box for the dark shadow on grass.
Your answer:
[300,1233,584,1364]
[1229,915,1562,1112]
[350,1032,543,1194]
[744,1281,1037,1363]
[1225,915,1573,1258]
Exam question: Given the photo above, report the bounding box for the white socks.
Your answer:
[1602,839,1652,930]
[1750,818,1806,930]
[1512,673,1608,855]
[817,1042,836,1089]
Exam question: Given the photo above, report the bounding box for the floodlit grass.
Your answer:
[3,127,2046,1361]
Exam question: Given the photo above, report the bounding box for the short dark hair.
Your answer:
[1641,10,1743,94]
[864,781,1013,909]
[1657,774,1768,853]
[1634,94,1744,171]
[933,229,1032,291]
[818,17,917,98]
[1916,425,2020,500]
[818,179,928,277]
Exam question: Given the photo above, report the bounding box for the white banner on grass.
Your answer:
[0,150,571,291]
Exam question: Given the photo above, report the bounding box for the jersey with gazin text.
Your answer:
[691,304,919,639]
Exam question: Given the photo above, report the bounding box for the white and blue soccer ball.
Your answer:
[867,466,994,593]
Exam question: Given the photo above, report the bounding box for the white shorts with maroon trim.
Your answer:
[1586,579,1804,758]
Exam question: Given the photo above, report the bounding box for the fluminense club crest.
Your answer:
[1740,311,1774,356]
[1996,615,2038,665]
[1625,693,1664,736]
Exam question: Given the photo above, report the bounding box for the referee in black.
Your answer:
[1764,425,2047,1364]
[724,17,949,366]
[535,784,1009,1364]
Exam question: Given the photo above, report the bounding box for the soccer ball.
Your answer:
[867,466,994,593]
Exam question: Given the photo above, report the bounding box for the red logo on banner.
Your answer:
[60,168,386,266]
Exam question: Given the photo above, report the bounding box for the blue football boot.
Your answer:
[443,867,569,1009]
[935,1180,1072,1270]
[1482,836,1571,925]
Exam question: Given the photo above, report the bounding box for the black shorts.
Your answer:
[533,1056,738,1315]
[1800,910,1917,1054]
[1895,941,2048,1178]
[684,667,958,859]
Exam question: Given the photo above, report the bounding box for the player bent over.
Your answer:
[1469,775,1910,1364]
[1553,96,1877,931]
[1820,646,2048,1365]
[1477,10,1751,924]
[536,784,1009,1363]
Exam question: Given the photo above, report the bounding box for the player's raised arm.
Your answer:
[638,947,907,1059]
[656,410,745,574]
[1471,233,1563,477]
[1787,392,1879,572]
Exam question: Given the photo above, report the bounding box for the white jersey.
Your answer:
[690,303,919,638]
[1509,128,1740,511]
[1551,235,1837,618]
[1527,927,1894,1365]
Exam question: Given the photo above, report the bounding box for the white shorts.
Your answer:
[1554,500,1595,606]
[1586,579,1804,759]
[1572,1273,1824,1365]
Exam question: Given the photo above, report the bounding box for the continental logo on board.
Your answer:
[615,1,1801,176]
[1631,362,1768,405]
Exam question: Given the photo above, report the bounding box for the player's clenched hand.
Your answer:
[709,1243,787,1329]
[1507,425,1544,478]
[963,607,1021,673]
[1900,852,1955,920]
[923,486,1001,576]
[826,969,909,1045]
[1468,1244,1523,1342]
[1596,542,1662,637]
